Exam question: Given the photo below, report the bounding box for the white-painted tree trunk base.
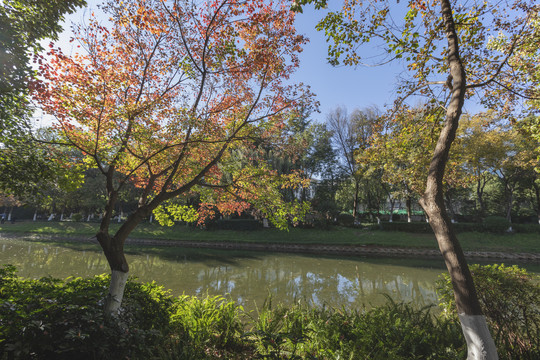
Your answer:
[104,270,129,315]
[458,314,498,360]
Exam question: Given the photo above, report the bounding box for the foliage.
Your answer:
[0,0,86,197]
[336,212,355,227]
[437,264,540,360]
[0,265,174,360]
[170,294,246,357]
[0,0,86,126]
[482,216,511,234]
[247,298,464,359]
[207,219,262,231]
[33,0,312,227]
[0,265,469,359]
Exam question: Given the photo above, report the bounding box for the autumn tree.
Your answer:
[296,0,539,358]
[362,104,469,222]
[459,113,506,219]
[34,0,312,314]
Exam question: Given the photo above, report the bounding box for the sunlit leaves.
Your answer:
[33,0,313,230]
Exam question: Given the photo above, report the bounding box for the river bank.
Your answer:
[2,231,539,262]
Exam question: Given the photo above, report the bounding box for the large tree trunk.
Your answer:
[419,1,498,359]
[98,195,151,315]
[97,231,130,314]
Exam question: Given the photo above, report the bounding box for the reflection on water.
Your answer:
[1,238,448,310]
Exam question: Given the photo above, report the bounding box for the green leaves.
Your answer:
[0,0,87,197]
[153,203,199,227]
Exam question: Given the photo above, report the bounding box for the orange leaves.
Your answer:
[32,0,313,217]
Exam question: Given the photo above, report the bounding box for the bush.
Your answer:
[437,264,540,360]
[513,223,540,234]
[336,213,355,227]
[380,221,433,233]
[0,266,174,360]
[452,222,484,233]
[207,219,262,231]
[0,266,474,359]
[247,298,464,359]
[482,216,511,234]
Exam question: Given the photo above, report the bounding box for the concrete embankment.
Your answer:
[2,232,539,262]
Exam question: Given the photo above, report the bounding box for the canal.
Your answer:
[1,237,536,310]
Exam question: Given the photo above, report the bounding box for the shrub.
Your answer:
[513,223,540,234]
[170,295,245,354]
[482,216,511,234]
[380,221,433,233]
[436,264,540,360]
[246,299,465,359]
[207,219,262,231]
[0,266,174,360]
[0,266,475,360]
[337,213,355,227]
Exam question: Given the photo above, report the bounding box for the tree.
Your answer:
[363,104,469,222]
[296,0,538,358]
[33,0,312,314]
[0,0,86,196]
[327,106,377,218]
[459,113,507,219]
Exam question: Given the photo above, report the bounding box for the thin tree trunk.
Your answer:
[98,196,151,315]
[389,198,395,222]
[505,189,513,224]
[476,176,487,219]
[406,196,412,223]
[353,180,360,218]
[419,1,498,359]
[534,182,540,224]
[445,191,456,223]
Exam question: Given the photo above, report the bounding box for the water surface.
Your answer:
[1,237,521,311]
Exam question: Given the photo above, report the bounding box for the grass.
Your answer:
[0,220,539,253]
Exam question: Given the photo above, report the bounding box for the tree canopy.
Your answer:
[0,0,86,196]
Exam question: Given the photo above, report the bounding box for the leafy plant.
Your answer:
[482,216,512,234]
[437,264,540,359]
[0,266,174,359]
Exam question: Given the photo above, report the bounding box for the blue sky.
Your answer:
[47,1,403,125]
[292,6,402,121]
[48,1,483,127]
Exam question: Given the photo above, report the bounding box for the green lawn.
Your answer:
[1,220,538,253]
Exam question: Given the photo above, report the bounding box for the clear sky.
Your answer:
[292,6,402,121]
[42,1,402,125]
[45,1,482,127]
